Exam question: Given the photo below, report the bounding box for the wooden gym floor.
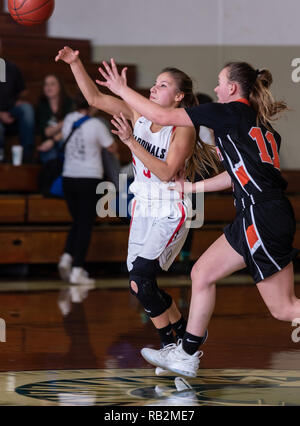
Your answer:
[0,273,300,406]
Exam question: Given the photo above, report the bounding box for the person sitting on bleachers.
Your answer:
[0,41,35,163]
[36,74,74,163]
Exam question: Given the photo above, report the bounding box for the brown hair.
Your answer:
[40,74,70,121]
[162,67,220,180]
[225,62,288,128]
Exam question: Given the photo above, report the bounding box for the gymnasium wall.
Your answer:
[15,1,300,168]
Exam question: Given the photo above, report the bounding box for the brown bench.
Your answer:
[1,222,299,264]
[0,225,129,264]
[0,189,299,264]
[0,164,41,192]
[0,195,26,223]
[27,194,121,224]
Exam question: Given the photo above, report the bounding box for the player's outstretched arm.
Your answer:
[97,59,194,127]
[55,47,134,121]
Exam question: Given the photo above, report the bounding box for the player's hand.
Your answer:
[168,180,184,193]
[37,139,55,152]
[111,112,133,145]
[55,46,80,65]
[96,58,127,96]
[169,169,189,193]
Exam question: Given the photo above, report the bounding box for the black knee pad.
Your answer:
[158,288,173,310]
[129,257,169,318]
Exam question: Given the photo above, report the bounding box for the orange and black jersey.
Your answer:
[185,99,288,200]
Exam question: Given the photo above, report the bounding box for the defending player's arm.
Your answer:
[111,113,194,182]
[55,47,136,122]
[97,59,193,127]
[174,170,232,194]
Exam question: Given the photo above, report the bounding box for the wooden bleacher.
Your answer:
[0,164,300,264]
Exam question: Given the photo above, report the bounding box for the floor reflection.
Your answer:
[0,279,299,405]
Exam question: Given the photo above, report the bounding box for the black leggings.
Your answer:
[63,177,101,267]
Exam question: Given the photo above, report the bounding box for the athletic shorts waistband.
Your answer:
[234,189,284,212]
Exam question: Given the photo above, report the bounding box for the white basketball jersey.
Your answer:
[129,117,179,202]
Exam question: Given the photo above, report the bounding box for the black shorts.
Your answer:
[224,196,299,284]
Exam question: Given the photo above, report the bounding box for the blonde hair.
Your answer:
[225,62,288,128]
[185,138,220,181]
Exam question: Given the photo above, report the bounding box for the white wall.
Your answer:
[48,0,300,45]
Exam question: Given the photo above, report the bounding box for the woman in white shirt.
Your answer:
[58,92,117,285]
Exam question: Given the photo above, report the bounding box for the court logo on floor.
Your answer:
[14,368,300,406]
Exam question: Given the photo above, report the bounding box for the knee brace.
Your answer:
[158,288,173,311]
[129,257,172,318]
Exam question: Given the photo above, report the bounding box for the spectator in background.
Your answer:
[58,92,118,285]
[36,74,74,163]
[0,41,35,163]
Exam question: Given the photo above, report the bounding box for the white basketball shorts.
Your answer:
[127,197,192,272]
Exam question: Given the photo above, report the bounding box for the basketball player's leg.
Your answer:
[256,262,300,321]
[129,256,176,346]
[129,206,189,346]
[155,206,191,337]
[186,233,246,337]
[140,234,246,376]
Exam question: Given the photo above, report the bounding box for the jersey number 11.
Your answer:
[249,127,280,170]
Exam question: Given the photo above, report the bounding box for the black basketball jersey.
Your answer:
[185,99,288,200]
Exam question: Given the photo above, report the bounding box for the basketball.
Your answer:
[8,0,55,26]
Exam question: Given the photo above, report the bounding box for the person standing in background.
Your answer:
[58,92,118,285]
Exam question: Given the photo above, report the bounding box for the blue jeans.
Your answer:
[0,102,35,162]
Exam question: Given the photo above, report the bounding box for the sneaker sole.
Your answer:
[155,367,170,376]
[141,349,197,378]
[166,366,197,378]
[140,349,167,370]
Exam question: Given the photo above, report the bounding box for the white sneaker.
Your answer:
[155,331,208,376]
[58,253,73,282]
[141,341,202,378]
[155,366,170,376]
[141,343,177,371]
[69,267,96,285]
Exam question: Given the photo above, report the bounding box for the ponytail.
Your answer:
[250,69,288,128]
[225,62,288,128]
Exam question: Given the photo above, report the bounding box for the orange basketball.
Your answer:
[8,0,55,26]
